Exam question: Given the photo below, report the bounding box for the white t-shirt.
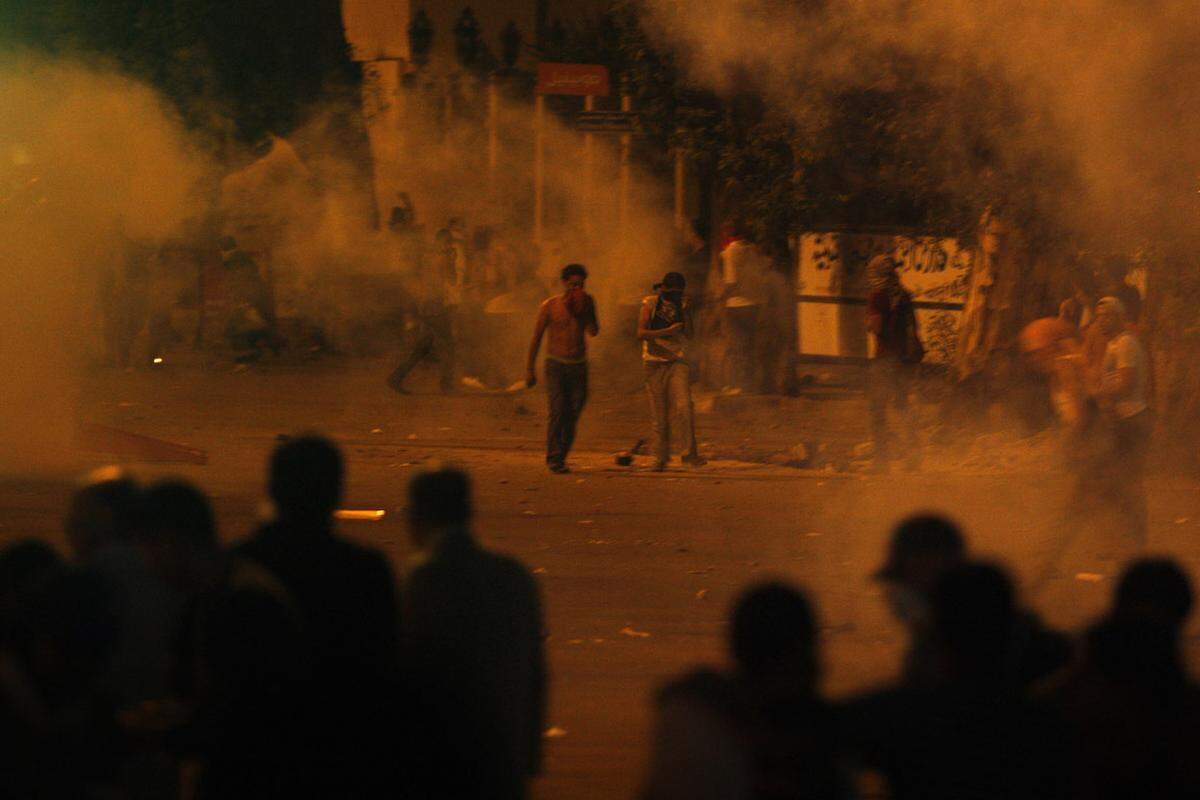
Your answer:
[719,239,764,308]
[1102,331,1149,419]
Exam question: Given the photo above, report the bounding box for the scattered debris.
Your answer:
[765,442,811,468]
[852,441,875,459]
[544,727,568,739]
[1176,517,1190,525]
[370,428,383,434]
[532,567,547,574]
[615,438,647,466]
[578,519,594,525]
[586,539,611,545]
[619,626,651,638]
[406,433,418,440]
[522,510,537,516]
[1075,572,1105,582]
[695,589,709,600]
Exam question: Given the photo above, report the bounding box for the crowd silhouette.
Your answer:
[0,437,1197,799]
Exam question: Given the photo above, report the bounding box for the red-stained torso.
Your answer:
[539,293,596,361]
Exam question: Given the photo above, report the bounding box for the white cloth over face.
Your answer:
[1102,331,1149,419]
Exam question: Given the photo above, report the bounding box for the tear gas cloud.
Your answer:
[0,45,684,469]
[0,54,207,472]
[234,72,683,375]
[644,0,1200,248]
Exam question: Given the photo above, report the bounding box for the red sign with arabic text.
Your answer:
[536,63,610,96]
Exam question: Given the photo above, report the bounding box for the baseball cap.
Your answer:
[874,513,965,581]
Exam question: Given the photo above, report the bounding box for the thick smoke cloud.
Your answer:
[644,0,1200,247]
[0,54,207,471]
[0,47,684,471]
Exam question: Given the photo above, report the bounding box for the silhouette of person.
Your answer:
[234,436,401,796]
[0,539,70,796]
[0,540,120,798]
[873,514,967,688]
[389,224,465,395]
[141,480,309,800]
[842,561,1057,800]
[875,513,1068,690]
[641,581,850,800]
[1040,558,1200,799]
[403,468,546,799]
[66,467,183,710]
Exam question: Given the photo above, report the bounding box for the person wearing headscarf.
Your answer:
[865,254,923,471]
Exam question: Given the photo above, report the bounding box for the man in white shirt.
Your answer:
[1093,296,1152,545]
[718,232,762,392]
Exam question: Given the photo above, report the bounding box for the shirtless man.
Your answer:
[525,264,599,473]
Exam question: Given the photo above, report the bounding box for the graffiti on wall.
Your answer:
[797,232,973,363]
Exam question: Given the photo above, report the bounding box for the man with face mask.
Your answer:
[638,272,705,471]
[526,264,599,474]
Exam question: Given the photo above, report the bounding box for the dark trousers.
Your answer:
[389,311,455,392]
[867,356,916,465]
[1112,409,1151,545]
[545,360,588,466]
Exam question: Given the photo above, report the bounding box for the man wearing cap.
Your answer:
[1091,295,1152,544]
[871,514,1069,690]
[873,514,966,688]
[526,264,599,474]
[638,272,705,471]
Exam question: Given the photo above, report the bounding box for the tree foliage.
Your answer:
[536,2,1077,262]
[1,0,364,149]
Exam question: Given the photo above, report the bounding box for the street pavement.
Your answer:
[3,358,1200,798]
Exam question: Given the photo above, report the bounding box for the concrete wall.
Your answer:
[796,232,973,364]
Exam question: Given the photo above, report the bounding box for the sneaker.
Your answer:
[681,454,707,467]
[651,461,668,472]
[548,462,570,474]
[387,379,410,395]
